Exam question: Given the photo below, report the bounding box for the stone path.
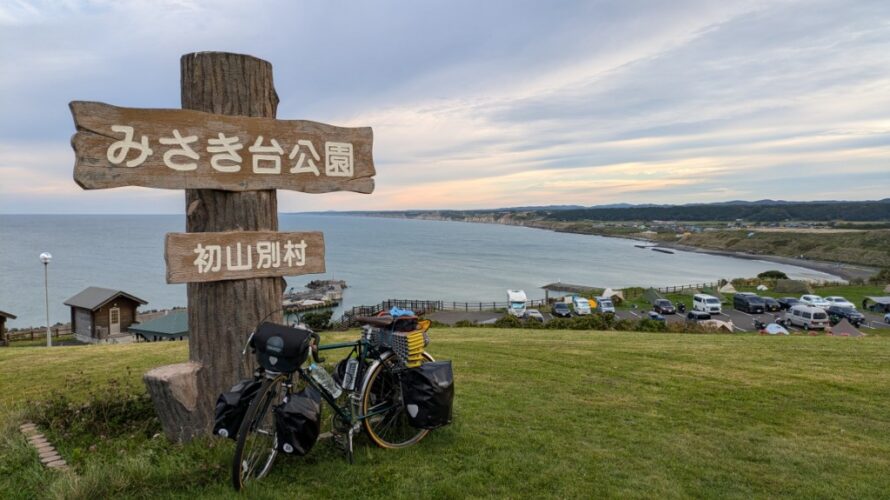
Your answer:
[19,422,69,471]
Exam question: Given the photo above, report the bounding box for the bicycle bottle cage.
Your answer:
[251,322,313,373]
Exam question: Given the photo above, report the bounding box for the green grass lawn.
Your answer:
[2,329,890,499]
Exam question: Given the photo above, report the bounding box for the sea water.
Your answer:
[0,214,839,328]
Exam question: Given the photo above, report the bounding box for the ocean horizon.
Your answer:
[0,214,841,328]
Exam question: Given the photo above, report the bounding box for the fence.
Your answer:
[336,298,550,328]
[621,282,721,299]
[3,325,73,346]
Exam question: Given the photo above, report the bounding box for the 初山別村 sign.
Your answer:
[70,101,375,194]
[164,231,325,284]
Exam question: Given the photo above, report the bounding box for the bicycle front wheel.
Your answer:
[232,373,285,491]
[361,352,434,449]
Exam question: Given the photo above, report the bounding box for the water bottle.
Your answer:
[308,363,342,398]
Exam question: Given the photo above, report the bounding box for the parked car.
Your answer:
[826,305,865,327]
[594,298,615,314]
[800,294,830,308]
[526,309,545,323]
[885,312,890,324]
[733,293,766,314]
[777,297,801,310]
[762,297,781,312]
[653,299,676,315]
[824,296,856,309]
[686,310,712,322]
[647,311,665,322]
[551,302,571,318]
[692,294,722,314]
[785,305,830,330]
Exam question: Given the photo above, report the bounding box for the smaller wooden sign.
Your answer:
[165,231,325,284]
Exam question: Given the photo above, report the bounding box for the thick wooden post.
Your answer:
[145,52,284,441]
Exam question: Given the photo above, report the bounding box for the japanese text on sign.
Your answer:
[107,126,355,178]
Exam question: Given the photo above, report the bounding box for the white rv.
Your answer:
[507,290,528,317]
[572,296,591,315]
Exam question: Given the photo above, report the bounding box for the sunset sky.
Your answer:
[1,0,888,214]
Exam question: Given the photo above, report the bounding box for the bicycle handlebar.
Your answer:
[310,332,325,363]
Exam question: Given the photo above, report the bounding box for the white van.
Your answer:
[572,296,591,315]
[507,290,528,317]
[693,293,722,314]
[785,305,829,330]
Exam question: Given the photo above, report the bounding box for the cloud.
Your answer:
[1,0,889,213]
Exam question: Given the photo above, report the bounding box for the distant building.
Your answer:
[0,310,16,340]
[130,309,188,342]
[64,287,147,344]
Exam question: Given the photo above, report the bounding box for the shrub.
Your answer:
[454,320,476,328]
[868,268,890,285]
[758,270,789,280]
[301,310,333,331]
[612,319,637,331]
[493,315,523,328]
[523,318,545,329]
[546,318,573,330]
[637,319,668,332]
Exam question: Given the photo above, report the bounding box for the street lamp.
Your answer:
[39,252,52,347]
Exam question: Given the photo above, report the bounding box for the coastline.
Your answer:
[351,213,874,282]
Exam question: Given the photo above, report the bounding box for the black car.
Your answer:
[733,293,765,314]
[777,297,801,310]
[762,297,781,312]
[551,302,572,318]
[826,305,865,327]
[686,310,712,322]
[653,299,676,315]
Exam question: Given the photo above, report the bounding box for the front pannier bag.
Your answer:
[213,378,262,439]
[401,360,454,430]
[273,388,322,456]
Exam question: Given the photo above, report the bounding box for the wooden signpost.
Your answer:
[70,52,374,441]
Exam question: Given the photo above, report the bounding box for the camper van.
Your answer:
[785,305,829,330]
[507,290,528,318]
[596,297,615,314]
[693,293,722,314]
[572,296,591,315]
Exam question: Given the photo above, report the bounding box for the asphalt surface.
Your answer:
[429,304,889,332]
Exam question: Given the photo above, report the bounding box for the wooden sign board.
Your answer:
[165,231,325,284]
[70,101,375,194]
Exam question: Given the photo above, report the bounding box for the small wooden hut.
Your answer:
[64,287,147,343]
[0,310,16,345]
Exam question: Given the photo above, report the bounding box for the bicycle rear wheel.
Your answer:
[232,373,286,491]
[361,352,434,449]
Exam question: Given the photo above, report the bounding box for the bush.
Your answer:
[454,320,476,328]
[301,310,333,331]
[493,315,523,328]
[758,270,789,280]
[637,319,668,332]
[868,268,890,285]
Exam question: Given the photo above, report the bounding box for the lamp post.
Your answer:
[39,252,52,347]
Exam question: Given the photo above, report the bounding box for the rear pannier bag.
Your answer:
[251,322,313,373]
[273,388,322,456]
[213,378,262,439]
[401,360,454,430]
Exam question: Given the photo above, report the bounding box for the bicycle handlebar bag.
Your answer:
[251,322,312,373]
[273,387,322,456]
[213,378,262,440]
[401,360,454,430]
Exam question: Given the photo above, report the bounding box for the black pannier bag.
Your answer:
[274,388,322,456]
[401,360,454,430]
[251,322,313,373]
[213,378,262,439]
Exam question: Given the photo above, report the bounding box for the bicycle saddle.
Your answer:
[355,315,394,327]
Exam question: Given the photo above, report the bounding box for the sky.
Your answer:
[0,0,888,214]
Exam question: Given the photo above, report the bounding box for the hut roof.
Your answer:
[64,287,148,311]
[0,310,16,319]
[129,310,188,337]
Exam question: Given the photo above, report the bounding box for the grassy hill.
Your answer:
[2,329,890,498]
